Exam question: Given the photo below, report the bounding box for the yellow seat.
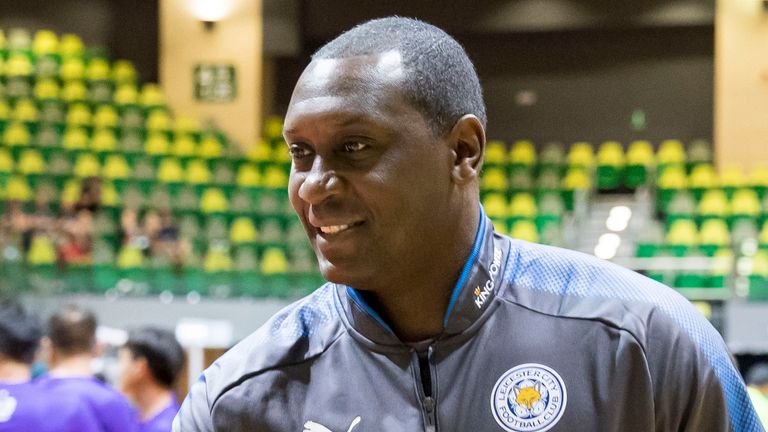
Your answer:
[731,188,761,217]
[171,134,198,157]
[597,141,625,167]
[93,105,119,129]
[510,220,539,243]
[140,84,166,107]
[59,34,84,58]
[200,187,229,213]
[508,193,537,218]
[699,190,730,218]
[236,164,261,187]
[481,167,507,191]
[34,79,60,100]
[185,159,212,184]
[101,181,120,207]
[261,247,289,274]
[199,135,224,159]
[0,149,13,173]
[146,109,172,132]
[144,132,170,156]
[102,154,131,179]
[60,57,85,82]
[699,219,730,247]
[61,179,82,205]
[91,129,117,153]
[112,60,138,84]
[562,168,591,190]
[688,164,719,189]
[61,81,88,102]
[485,140,507,164]
[11,99,38,122]
[657,167,687,189]
[264,116,284,140]
[27,234,56,266]
[5,176,33,201]
[117,245,144,269]
[666,219,699,247]
[174,116,200,135]
[751,166,768,189]
[66,103,92,126]
[657,139,686,166]
[482,193,508,218]
[73,153,101,178]
[204,245,233,273]
[5,54,33,77]
[114,84,139,106]
[759,222,768,245]
[272,142,292,163]
[509,140,536,166]
[720,167,747,189]
[248,140,272,162]
[263,166,288,188]
[230,217,259,244]
[62,127,89,150]
[752,250,768,277]
[0,101,10,122]
[86,58,111,81]
[3,122,31,146]
[18,149,46,174]
[32,30,58,57]
[567,142,594,168]
[157,158,185,183]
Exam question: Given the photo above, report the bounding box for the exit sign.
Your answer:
[194,64,236,102]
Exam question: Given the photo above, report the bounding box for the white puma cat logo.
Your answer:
[303,416,361,432]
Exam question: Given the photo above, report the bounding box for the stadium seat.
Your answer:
[509,140,536,168]
[32,30,58,57]
[262,165,288,188]
[3,122,31,147]
[688,164,719,197]
[102,154,132,180]
[140,84,166,108]
[539,143,564,169]
[751,166,768,198]
[59,34,84,58]
[145,132,170,156]
[86,58,111,82]
[157,158,184,183]
[5,176,33,201]
[656,167,687,212]
[101,181,120,207]
[146,109,172,132]
[112,60,138,84]
[567,142,594,169]
[91,129,118,153]
[35,55,59,80]
[204,217,229,242]
[260,247,289,274]
[120,107,145,129]
[596,141,625,190]
[509,220,539,243]
[698,189,730,220]
[199,134,224,158]
[482,193,507,219]
[114,84,139,106]
[73,153,101,178]
[5,54,33,77]
[0,149,13,174]
[259,218,284,243]
[230,188,254,214]
[66,103,92,126]
[200,188,229,213]
[731,188,761,221]
[61,80,88,102]
[27,234,56,266]
[93,105,119,129]
[720,166,748,195]
[481,167,507,191]
[204,244,233,273]
[666,219,699,256]
[122,183,145,209]
[508,193,537,219]
[699,219,731,255]
[185,159,212,184]
[48,151,72,177]
[34,79,60,100]
[687,139,713,166]
[60,57,86,82]
[230,217,259,244]
[236,164,261,187]
[759,221,768,248]
[171,134,198,157]
[635,220,666,258]
[18,149,46,175]
[484,140,507,165]
[117,245,145,269]
[175,116,201,135]
[666,190,697,223]
[62,127,89,150]
[61,179,82,205]
[508,170,533,192]
[212,161,235,185]
[657,139,686,171]
[12,99,38,122]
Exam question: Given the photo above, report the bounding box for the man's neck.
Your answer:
[49,353,93,377]
[0,360,32,383]
[365,203,480,342]
[129,384,175,422]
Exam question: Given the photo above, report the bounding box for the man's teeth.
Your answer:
[320,224,351,234]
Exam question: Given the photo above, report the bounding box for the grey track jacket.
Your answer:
[175,214,765,432]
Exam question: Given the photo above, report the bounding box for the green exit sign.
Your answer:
[194,64,236,102]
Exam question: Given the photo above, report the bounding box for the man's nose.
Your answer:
[297,158,342,205]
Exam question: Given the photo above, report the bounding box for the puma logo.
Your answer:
[304,416,361,432]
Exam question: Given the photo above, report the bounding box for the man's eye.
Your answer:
[342,142,368,152]
[288,146,312,159]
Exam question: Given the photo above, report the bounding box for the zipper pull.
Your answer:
[424,396,436,432]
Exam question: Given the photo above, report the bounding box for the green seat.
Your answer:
[666,190,697,223]
[596,141,625,190]
[656,167,687,213]
[666,219,699,256]
[657,139,686,172]
[699,219,730,256]
[698,189,729,221]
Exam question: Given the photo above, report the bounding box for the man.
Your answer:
[176,17,763,431]
[747,364,768,428]
[38,304,139,432]
[119,327,184,432]
[0,303,98,431]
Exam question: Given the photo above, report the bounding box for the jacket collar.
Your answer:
[334,208,510,347]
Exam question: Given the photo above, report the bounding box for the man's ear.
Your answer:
[449,114,485,185]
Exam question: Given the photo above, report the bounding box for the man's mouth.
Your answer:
[316,221,364,235]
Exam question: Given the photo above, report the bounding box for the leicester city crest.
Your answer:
[490,363,567,432]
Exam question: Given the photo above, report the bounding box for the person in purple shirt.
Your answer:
[118,327,184,432]
[37,304,139,432]
[0,302,100,432]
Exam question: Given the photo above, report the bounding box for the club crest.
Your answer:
[490,363,567,432]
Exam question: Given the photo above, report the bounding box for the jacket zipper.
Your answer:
[413,345,438,432]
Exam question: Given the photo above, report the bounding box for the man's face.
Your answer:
[284,51,458,290]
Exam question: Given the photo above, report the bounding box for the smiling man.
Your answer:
[175,17,763,432]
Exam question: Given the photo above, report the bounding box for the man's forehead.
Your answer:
[292,50,406,100]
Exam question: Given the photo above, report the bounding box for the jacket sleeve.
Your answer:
[173,374,216,432]
[645,307,765,432]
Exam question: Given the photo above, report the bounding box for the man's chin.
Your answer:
[318,258,371,289]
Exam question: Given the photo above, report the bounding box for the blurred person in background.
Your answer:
[39,304,138,432]
[0,303,98,431]
[119,327,185,432]
[747,363,768,428]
